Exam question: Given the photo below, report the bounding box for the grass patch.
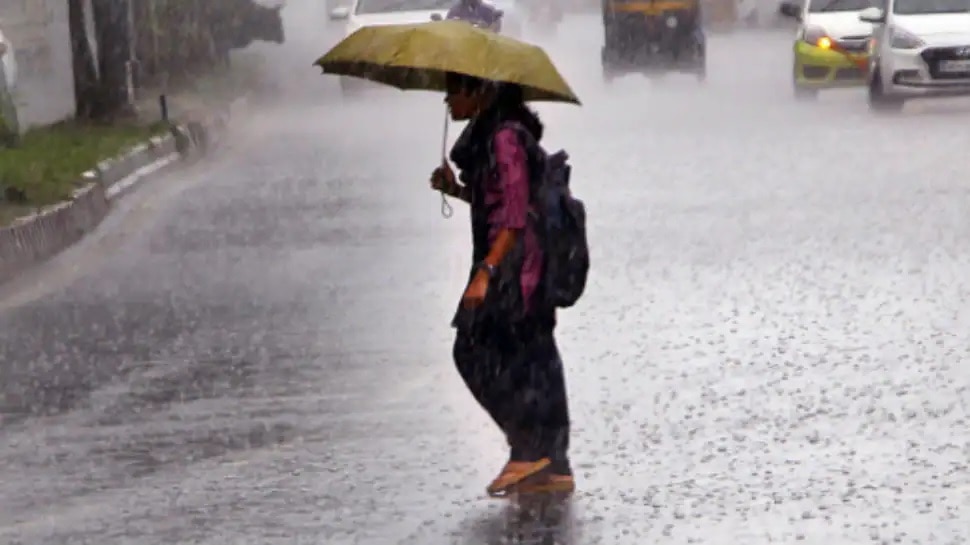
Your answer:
[0,121,166,225]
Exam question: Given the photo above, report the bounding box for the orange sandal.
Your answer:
[486,458,552,497]
[516,472,576,495]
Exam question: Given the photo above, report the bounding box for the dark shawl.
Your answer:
[448,98,550,340]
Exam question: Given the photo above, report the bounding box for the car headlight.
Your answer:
[889,26,924,49]
[801,25,833,49]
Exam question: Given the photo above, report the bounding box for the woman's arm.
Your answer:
[482,127,530,268]
[483,229,517,269]
[461,127,529,307]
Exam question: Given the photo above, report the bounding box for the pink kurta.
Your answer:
[483,127,543,313]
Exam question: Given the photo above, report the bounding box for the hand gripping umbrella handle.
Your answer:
[440,106,453,219]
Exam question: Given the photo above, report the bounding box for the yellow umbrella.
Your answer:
[313,19,580,105]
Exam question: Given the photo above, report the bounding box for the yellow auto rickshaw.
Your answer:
[601,0,707,82]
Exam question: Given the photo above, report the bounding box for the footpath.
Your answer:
[0,62,257,285]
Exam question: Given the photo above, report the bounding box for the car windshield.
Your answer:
[892,0,970,14]
[808,0,873,13]
[355,0,454,14]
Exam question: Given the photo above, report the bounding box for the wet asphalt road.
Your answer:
[3,15,970,545]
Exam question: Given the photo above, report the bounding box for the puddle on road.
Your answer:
[402,494,588,545]
[90,420,297,479]
[95,356,258,425]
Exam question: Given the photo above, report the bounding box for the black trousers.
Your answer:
[453,322,572,475]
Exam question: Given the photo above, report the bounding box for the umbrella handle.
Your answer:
[441,105,449,160]
[440,192,453,218]
[440,106,453,219]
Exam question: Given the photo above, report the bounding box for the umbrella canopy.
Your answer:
[314,20,580,105]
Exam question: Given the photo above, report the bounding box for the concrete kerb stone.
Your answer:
[0,182,110,284]
[100,136,181,201]
[0,93,249,285]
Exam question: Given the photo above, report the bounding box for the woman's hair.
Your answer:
[491,83,544,141]
[445,72,544,141]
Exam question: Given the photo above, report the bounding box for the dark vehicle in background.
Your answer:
[216,0,286,65]
[444,0,505,32]
[601,0,707,82]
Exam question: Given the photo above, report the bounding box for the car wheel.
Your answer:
[601,48,616,84]
[868,66,904,114]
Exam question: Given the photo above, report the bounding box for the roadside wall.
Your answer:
[0,0,76,132]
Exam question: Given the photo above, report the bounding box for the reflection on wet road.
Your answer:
[2,16,970,545]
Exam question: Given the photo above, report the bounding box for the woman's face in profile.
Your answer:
[445,88,479,121]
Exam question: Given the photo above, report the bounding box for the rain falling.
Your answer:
[1,0,970,543]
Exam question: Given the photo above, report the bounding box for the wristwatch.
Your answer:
[479,262,498,278]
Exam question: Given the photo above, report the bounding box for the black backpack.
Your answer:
[498,122,590,309]
[531,148,590,308]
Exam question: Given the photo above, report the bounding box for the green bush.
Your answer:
[0,121,164,215]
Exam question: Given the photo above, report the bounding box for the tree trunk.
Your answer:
[67,0,101,119]
[91,0,134,119]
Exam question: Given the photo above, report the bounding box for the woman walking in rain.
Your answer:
[430,72,574,497]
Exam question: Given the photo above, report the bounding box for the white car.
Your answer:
[330,0,454,96]
[861,0,970,112]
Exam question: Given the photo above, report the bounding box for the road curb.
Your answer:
[0,93,250,286]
